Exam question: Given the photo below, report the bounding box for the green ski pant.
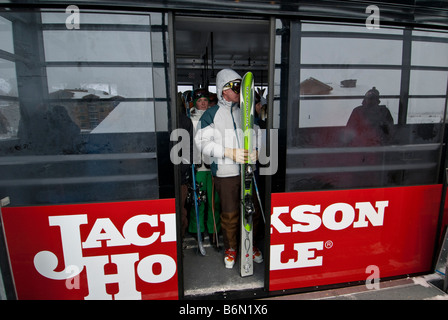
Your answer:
[189,170,221,234]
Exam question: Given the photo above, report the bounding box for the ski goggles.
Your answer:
[193,88,210,101]
[222,79,241,94]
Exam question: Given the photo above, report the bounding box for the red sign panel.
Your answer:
[1,199,178,300]
[269,185,442,291]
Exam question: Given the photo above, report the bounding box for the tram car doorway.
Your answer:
[173,15,271,298]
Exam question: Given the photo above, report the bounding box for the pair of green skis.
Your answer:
[239,72,256,277]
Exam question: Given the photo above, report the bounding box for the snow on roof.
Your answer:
[50,88,116,100]
[90,101,155,133]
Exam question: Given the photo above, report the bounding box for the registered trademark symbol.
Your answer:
[325,240,333,249]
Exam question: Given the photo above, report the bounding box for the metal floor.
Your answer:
[181,233,265,298]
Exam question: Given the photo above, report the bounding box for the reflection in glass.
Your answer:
[0,10,168,205]
[282,21,448,192]
[46,67,154,98]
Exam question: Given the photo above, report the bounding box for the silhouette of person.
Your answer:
[18,104,81,154]
[346,87,394,146]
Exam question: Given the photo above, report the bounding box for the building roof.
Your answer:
[300,77,333,95]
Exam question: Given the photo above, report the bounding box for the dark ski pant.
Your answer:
[214,175,261,250]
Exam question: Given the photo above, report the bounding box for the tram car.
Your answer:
[0,0,448,300]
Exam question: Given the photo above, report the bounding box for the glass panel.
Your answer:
[43,30,152,62]
[301,37,402,65]
[411,41,448,67]
[281,21,447,192]
[409,70,448,96]
[0,16,14,53]
[407,98,446,124]
[150,31,166,63]
[0,99,20,139]
[152,67,167,98]
[0,10,171,206]
[0,59,18,97]
[411,29,448,70]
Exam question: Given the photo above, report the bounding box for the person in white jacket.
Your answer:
[195,69,263,269]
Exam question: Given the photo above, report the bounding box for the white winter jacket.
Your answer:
[190,108,209,172]
[194,69,260,178]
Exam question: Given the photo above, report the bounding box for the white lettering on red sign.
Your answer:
[33,213,176,300]
[270,201,388,271]
[270,241,324,270]
[271,201,388,234]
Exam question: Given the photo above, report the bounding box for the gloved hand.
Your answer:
[224,148,248,163]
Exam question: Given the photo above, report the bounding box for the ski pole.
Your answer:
[187,104,206,256]
[192,164,206,256]
[252,175,266,225]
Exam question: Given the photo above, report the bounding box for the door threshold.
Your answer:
[182,234,265,298]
